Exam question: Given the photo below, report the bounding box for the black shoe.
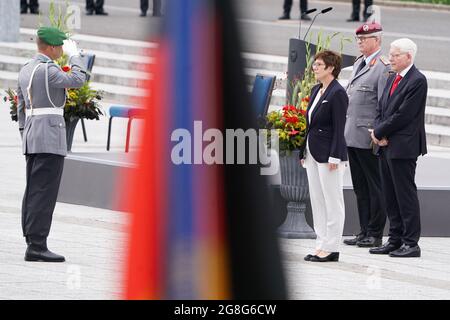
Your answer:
[357,236,382,248]
[95,10,109,15]
[140,12,147,17]
[310,252,339,262]
[300,13,311,21]
[278,13,290,20]
[86,10,94,15]
[304,254,317,261]
[346,17,360,22]
[369,242,401,255]
[29,9,40,14]
[25,247,65,262]
[343,233,366,245]
[389,244,421,258]
[21,8,28,14]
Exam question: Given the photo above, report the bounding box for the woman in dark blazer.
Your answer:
[300,50,349,262]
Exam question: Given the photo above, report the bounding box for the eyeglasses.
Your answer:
[388,52,407,59]
[312,62,325,68]
[355,36,377,42]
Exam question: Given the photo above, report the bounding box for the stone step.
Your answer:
[20,28,156,56]
[242,52,288,73]
[245,65,450,93]
[426,106,450,127]
[425,124,450,148]
[267,82,450,110]
[242,52,450,91]
[0,41,152,71]
[265,104,450,148]
[0,54,150,87]
[0,70,145,104]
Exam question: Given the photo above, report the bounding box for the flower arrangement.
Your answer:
[265,104,307,153]
[56,54,104,122]
[265,30,352,154]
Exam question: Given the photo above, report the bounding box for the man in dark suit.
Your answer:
[279,0,311,20]
[369,38,427,258]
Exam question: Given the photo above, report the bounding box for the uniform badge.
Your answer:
[363,24,369,32]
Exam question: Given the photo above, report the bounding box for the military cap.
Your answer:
[37,26,67,46]
[355,22,383,36]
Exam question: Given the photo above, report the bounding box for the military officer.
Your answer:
[17,26,87,262]
[343,22,390,248]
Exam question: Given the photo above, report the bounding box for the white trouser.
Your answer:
[304,148,346,253]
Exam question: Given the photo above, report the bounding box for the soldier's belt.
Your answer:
[26,108,64,117]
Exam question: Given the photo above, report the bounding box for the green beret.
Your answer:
[37,27,67,46]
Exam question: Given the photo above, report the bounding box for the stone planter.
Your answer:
[277,150,316,239]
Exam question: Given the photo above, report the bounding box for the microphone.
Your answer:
[298,8,317,39]
[303,7,333,41]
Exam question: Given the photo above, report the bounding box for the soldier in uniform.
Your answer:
[17,26,87,262]
[343,23,390,248]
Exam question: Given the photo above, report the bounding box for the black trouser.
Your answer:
[348,147,386,238]
[141,0,162,16]
[22,153,65,250]
[351,0,373,19]
[21,0,39,10]
[283,0,308,14]
[86,0,105,12]
[379,152,421,247]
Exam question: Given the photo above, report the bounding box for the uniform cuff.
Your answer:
[328,157,341,164]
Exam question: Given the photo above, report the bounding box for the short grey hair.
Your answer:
[390,38,417,62]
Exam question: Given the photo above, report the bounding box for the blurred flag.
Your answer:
[122,0,286,300]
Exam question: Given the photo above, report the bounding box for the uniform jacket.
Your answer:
[374,65,428,159]
[344,51,390,149]
[17,53,86,156]
[300,79,349,163]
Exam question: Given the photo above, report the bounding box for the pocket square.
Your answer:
[322,100,328,104]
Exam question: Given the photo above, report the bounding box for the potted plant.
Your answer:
[265,92,315,239]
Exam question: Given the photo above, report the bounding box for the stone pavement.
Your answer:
[2,93,450,299]
[282,237,450,300]
[0,97,130,300]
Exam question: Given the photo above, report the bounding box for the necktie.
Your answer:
[389,74,403,96]
[356,59,366,74]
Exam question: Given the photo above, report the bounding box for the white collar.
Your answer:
[398,63,414,78]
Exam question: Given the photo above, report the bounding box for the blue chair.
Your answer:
[251,74,276,119]
[107,105,145,152]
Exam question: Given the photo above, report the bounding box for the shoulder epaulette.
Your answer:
[379,55,390,66]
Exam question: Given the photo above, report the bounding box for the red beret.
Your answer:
[355,22,383,35]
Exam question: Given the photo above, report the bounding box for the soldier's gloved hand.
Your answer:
[63,39,79,58]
